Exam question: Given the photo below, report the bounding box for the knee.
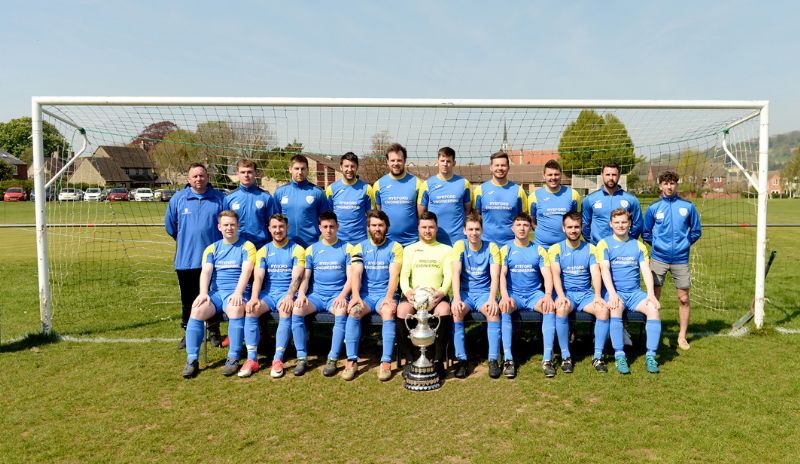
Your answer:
[678,294,690,306]
[226,305,244,318]
[556,307,570,318]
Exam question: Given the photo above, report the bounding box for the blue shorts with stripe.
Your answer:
[564,289,596,312]
[359,293,400,313]
[509,290,547,311]
[307,292,347,313]
[603,289,647,312]
[462,292,495,311]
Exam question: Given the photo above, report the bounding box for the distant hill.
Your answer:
[769,130,800,169]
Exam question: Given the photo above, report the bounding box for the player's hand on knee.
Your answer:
[555,296,569,311]
[499,296,514,313]
[431,290,445,307]
[333,296,347,312]
[192,293,209,308]
[484,300,499,318]
[294,294,308,311]
[542,295,556,313]
[380,299,397,318]
[647,296,661,312]
[278,296,293,315]
[245,299,258,315]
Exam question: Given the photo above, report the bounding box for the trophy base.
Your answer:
[403,363,443,391]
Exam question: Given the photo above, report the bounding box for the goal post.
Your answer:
[30,97,770,336]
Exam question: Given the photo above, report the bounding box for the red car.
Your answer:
[3,187,27,201]
[107,188,129,201]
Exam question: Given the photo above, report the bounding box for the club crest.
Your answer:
[620,199,629,208]
[305,195,314,205]
[255,200,264,209]
[679,207,688,216]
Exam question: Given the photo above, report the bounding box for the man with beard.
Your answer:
[473,151,528,246]
[373,143,422,246]
[417,147,472,245]
[581,162,643,245]
[347,210,404,381]
[529,159,581,248]
[325,152,375,244]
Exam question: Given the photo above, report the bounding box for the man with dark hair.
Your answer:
[348,209,403,380]
[274,154,330,248]
[417,147,472,245]
[581,161,643,244]
[165,163,226,349]
[224,159,277,249]
[292,211,358,377]
[325,152,375,244]
[397,211,453,377]
[474,151,528,245]
[529,159,581,248]
[643,171,702,351]
[373,143,422,246]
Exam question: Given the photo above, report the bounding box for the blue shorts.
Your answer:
[565,289,596,312]
[509,290,546,312]
[307,293,346,313]
[258,291,296,312]
[210,290,250,314]
[603,289,647,312]
[359,293,399,313]
[462,292,494,312]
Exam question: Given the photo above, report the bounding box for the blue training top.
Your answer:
[274,179,329,248]
[224,183,277,249]
[642,194,702,265]
[164,184,226,270]
[581,187,643,245]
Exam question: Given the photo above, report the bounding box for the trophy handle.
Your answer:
[428,314,441,332]
[404,313,415,332]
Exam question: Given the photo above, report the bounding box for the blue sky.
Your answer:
[1,1,798,133]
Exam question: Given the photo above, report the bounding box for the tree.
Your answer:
[196,121,236,185]
[150,129,203,185]
[369,130,393,158]
[0,160,14,181]
[130,121,179,154]
[676,149,710,193]
[557,110,637,175]
[0,117,70,165]
[231,119,277,159]
[781,147,800,196]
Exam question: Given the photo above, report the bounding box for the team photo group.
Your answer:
[165,143,702,382]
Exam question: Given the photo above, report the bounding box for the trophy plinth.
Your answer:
[403,287,443,391]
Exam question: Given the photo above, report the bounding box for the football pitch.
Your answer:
[1,199,799,462]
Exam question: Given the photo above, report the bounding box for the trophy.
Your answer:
[403,287,443,391]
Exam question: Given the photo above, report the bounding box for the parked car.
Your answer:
[107,188,129,202]
[3,187,27,201]
[58,188,83,201]
[31,187,55,202]
[154,189,176,202]
[131,188,154,201]
[83,187,103,201]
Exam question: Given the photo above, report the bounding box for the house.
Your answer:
[28,156,66,181]
[0,149,28,180]
[506,149,559,166]
[68,145,158,188]
[768,171,783,195]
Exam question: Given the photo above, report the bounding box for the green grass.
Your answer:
[1,199,799,462]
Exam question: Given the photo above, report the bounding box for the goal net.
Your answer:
[29,98,769,338]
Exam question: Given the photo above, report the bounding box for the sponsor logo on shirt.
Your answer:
[656,211,665,220]
[593,201,602,209]
[182,208,191,215]
[231,202,240,210]
[281,196,288,204]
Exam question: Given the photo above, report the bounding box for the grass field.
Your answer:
[1,199,799,463]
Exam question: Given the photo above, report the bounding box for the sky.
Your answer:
[1,1,798,134]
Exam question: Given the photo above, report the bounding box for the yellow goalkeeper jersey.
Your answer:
[400,240,453,295]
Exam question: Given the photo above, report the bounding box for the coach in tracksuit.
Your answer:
[165,163,226,348]
[642,170,702,351]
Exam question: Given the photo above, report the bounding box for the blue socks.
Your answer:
[594,318,610,360]
[274,316,292,361]
[542,313,556,361]
[487,320,500,361]
[227,317,244,360]
[646,319,662,356]
[610,316,625,358]
[453,321,467,361]
[501,312,513,361]
[381,319,396,363]
[185,317,205,362]
[345,316,362,361]
[555,315,570,359]
[291,315,308,359]
[244,316,259,361]
[328,315,347,361]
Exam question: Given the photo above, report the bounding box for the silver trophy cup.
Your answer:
[403,287,443,391]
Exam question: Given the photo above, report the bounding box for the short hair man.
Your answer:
[450,212,503,379]
[274,154,330,248]
[292,211,357,377]
[642,171,702,351]
[581,162,643,244]
[417,147,472,245]
[181,210,257,378]
[348,209,404,381]
[224,159,277,249]
[597,208,662,374]
[325,152,375,244]
[473,151,528,245]
[245,214,307,378]
[498,212,556,378]
[548,211,610,374]
[165,163,226,349]
[396,211,453,376]
[529,159,581,248]
[373,143,422,246]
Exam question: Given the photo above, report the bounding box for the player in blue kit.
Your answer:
[417,147,472,245]
[181,210,257,378]
[245,214,306,378]
[451,212,502,379]
[325,152,375,244]
[292,211,358,377]
[582,161,643,245]
[224,159,276,249]
[373,143,422,246]
[529,160,581,248]
[597,208,662,374]
[348,210,404,381]
[548,211,610,374]
[474,151,528,245]
[274,154,330,247]
[499,212,555,378]
[165,163,225,350]
[643,171,702,351]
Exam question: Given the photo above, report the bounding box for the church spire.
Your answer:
[501,120,510,153]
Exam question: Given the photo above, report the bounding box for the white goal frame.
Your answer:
[30,97,770,332]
